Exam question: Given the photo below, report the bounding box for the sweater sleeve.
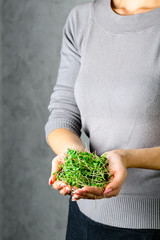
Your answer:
[44,8,82,144]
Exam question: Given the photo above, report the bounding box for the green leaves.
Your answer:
[102,153,107,158]
[108,174,113,180]
[55,148,112,189]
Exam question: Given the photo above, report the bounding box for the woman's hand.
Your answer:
[48,152,75,196]
[72,150,127,201]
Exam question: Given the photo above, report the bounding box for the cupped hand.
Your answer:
[72,150,127,201]
[48,152,77,196]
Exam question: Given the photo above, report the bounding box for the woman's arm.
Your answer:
[46,7,88,197]
[73,147,160,200]
[47,128,85,156]
[114,146,160,170]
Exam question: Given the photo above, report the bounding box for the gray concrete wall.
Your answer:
[2,0,89,239]
[0,0,2,238]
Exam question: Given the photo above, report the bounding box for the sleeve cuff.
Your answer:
[44,118,82,145]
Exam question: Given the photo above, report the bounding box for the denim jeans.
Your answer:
[65,196,160,240]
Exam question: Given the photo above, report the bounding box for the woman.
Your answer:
[45,0,160,239]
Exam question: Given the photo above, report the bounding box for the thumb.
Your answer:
[104,169,125,193]
[49,153,66,185]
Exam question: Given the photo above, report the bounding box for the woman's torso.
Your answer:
[74,0,160,229]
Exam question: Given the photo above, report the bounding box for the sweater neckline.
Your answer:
[92,0,160,34]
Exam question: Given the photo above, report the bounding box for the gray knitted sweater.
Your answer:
[44,0,160,229]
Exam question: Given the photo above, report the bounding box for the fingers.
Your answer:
[50,178,79,197]
[59,185,72,196]
[49,153,66,184]
[71,188,121,200]
[50,180,73,196]
[73,192,103,200]
[74,188,121,200]
[51,180,73,195]
[104,169,127,194]
[103,189,120,198]
[52,180,67,190]
[59,186,79,196]
[75,186,103,196]
[71,186,104,200]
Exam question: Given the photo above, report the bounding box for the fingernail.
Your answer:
[104,188,112,195]
[48,177,53,185]
[71,195,79,201]
[73,190,81,194]
[78,188,85,192]
[60,183,67,187]
[71,189,77,194]
[78,188,87,193]
[72,194,79,199]
[66,187,71,193]
[75,192,82,195]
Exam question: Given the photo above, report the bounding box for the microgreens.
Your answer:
[53,148,113,191]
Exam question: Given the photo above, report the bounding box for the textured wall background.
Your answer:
[2,0,89,239]
[0,0,2,238]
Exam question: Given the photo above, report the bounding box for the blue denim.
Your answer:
[65,196,160,240]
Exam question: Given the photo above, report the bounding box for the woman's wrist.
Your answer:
[111,149,130,168]
[112,147,160,170]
